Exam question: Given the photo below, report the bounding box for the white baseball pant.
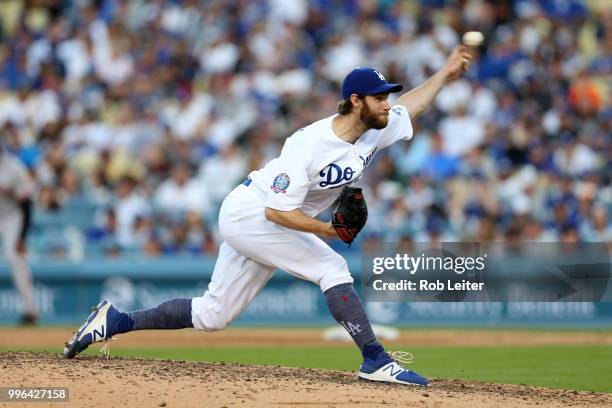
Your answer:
[191,184,353,331]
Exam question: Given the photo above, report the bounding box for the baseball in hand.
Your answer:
[462,31,484,47]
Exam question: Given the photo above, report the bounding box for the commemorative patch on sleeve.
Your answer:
[271,173,290,193]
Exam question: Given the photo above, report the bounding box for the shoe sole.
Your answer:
[358,372,429,386]
[63,300,110,359]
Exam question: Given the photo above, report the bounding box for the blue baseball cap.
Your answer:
[341,67,403,100]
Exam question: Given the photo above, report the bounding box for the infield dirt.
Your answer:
[1,351,611,408]
[1,329,612,407]
[0,352,612,408]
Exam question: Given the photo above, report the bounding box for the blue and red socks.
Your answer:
[324,283,386,361]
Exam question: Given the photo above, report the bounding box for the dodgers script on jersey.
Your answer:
[248,105,413,216]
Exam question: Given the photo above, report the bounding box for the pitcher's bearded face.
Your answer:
[359,95,390,129]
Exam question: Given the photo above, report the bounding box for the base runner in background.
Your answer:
[63,46,474,386]
[0,144,37,325]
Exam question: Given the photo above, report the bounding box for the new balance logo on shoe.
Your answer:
[92,326,105,342]
[382,363,403,377]
[341,321,362,336]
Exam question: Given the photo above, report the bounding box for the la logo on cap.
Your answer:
[374,70,385,81]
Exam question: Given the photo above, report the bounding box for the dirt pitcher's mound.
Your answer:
[1,352,610,408]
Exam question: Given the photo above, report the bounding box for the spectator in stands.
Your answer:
[153,162,211,218]
[114,175,150,248]
[581,205,612,242]
[420,132,460,181]
[0,0,606,259]
[86,208,117,244]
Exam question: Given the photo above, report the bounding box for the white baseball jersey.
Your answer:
[191,105,413,332]
[248,105,413,216]
[0,153,34,216]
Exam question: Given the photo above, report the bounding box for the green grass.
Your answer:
[9,344,608,393]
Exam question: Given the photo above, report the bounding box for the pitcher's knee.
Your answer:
[319,253,353,292]
[197,315,229,332]
[191,294,231,332]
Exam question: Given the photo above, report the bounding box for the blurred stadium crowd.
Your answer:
[0,0,610,260]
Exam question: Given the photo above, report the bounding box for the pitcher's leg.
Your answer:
[119,299,193,331]
[223,225,380,351]
[110,241,274,333]
[223,223,353,292]
[64,241,274,358]
[323,282,428,385]
[323,283,380,352]
[191,241,275,331]
[223,225,428,385]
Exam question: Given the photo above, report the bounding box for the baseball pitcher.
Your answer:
[64,46,473,386]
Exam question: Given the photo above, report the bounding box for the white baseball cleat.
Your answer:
[359,351,429,386]
[63,300,119,359]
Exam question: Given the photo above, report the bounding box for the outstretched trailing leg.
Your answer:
[324,283,428,386]
[63,298,193,358]
[63,241,275,358]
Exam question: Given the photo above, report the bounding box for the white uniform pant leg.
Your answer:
[0,211,36,315]
[191,241,275,331]
[219,186,353,292]
[191,185,353,331]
